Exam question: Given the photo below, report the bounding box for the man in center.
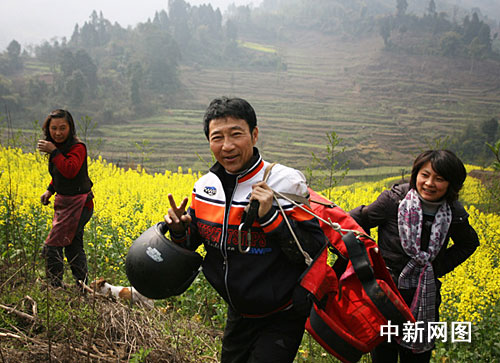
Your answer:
[165,96,326,362]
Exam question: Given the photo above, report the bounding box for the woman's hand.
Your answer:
[37,140,56,154]
[164,194,192,235]
[250,181,274,218]
[40,190,53,205]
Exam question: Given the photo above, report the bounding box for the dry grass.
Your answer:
[0,265,222,363]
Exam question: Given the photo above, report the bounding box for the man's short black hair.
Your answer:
[203,97,257,139]
[409,149,467,203]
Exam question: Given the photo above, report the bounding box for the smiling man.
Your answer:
[164,97,326,362]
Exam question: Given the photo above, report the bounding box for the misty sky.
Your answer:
[0,0,262,51]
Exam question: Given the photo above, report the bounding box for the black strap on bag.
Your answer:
[307,233,410,363]
[309,307,365,362]
[342,232,407,326]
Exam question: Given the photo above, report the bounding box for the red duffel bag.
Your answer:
[286,189,416,363]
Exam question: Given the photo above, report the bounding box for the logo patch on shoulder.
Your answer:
[204,186,217,196]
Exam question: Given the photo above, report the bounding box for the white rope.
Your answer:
[272,189,375,242]
[261,163,373,266]
[273,193,313,266]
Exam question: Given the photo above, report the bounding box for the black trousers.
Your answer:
[44,205,93,287]
[221,305,307,363]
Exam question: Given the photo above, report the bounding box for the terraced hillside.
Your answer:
[96,30,500,174]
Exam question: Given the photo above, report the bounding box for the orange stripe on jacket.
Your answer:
[227,206,246,226]
[261,213,283,233]
[193,199,225,223]
[238,161,264,183]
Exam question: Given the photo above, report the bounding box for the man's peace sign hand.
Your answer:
[164,194,192,234]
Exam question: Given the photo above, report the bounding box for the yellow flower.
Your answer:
[1,146,499,325]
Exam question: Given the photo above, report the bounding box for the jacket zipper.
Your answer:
[220,174,241,311]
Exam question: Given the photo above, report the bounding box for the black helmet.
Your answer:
[126,222,202,299]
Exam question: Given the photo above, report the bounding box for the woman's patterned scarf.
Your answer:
[397,188,451,352]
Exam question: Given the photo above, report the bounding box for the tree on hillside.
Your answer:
[189,4,225,59]
[58,48,97,101]
[6,40,20,57]
[70,24,80,45]
[27,78,48,105]
[378,3,497,61]
[128,62,144,112]
[461,12,492,54]
[463,13,482,44]
[481,117,499,146]
[379,17,393,46]
[60,49,97,87]
[0,75,21,111]
[59,49,76,77]
[227,4,252,25]
[169,0,191,46]
[74,49,98,96]
[223,40,240,62]
[153,10,170,31]
[225,19,238,41]
[305,131,350,198]
[69,10,113,50]
[7,40,22,71]
[34,41,58,68]
[468,37,486,72]
[134,23,180,93]
[191,4,222,38]
[440,31,463,56]
[487,139,500,171]
[452,119,499,164]
[477,23,492,53]
[396,0,408,17]
[0,40,23,75]
[65,70,86,106]
[451,123,483,163]
[427,0,436,17]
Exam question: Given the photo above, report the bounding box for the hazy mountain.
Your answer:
[0,0,262,51]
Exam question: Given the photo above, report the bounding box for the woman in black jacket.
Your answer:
[350,150,479,362]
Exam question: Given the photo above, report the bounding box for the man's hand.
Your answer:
[250,181,274,218]
[164,194,192,234]
[41,190,53,205]
[37,140,57,154]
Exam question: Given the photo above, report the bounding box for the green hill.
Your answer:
[1,1,499,174]
[94,29,500,173]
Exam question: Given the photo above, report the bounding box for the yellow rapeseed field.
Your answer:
[1,146,499,325]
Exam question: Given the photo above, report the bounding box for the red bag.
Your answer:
[299,189,415,363]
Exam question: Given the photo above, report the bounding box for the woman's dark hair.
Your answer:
[203,97,257,139]
[409,149,467,202]
[42,109,79,144]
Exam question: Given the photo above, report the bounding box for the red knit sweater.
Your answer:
[49,143,93,209]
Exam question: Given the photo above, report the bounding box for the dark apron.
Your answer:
[44,193,90,247]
